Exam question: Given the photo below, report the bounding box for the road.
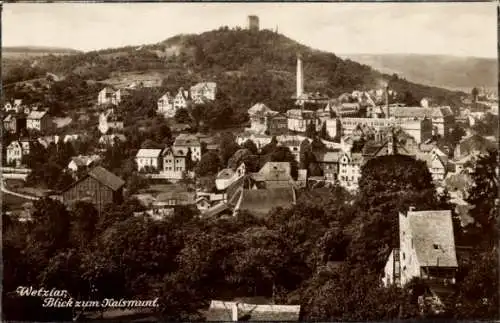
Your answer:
[1,179,40,201]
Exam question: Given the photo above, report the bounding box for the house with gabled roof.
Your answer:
[173,133,201,161]
[173,87,191,110]
[190,82,217,101]
[6,139,33,167]
[136,149,163,172]
[338,151,363,190]
[3,113,26,134]
[383,207,458,312]
[161,146,188,180]
[157,92,175,117]
[61,166,125,213]
[27,110,51,132]
[313,150,341,182]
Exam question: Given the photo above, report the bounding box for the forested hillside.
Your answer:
[3,27,464,114]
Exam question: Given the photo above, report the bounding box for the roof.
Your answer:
[248,103,274,116]
[70,155,99,168]
[390,106,452,119]
[190,82,216,91]
[100,86,116,94]
[174,133,200,146]
[206,300,300,321]
[314,150,341,163]
[237,187,295,217]
[136,149,163,158]
[404,210,458,268]
[258,162,291,182]
[27,110,47,119]
[156,191,195,204]
[216,168,235,180]
[88,166,125,191]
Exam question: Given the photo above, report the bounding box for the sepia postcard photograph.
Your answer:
[1,2,498,321]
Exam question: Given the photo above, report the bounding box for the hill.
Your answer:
[3,46,82,59]
[339,53,497,93]
[2,28,465,118]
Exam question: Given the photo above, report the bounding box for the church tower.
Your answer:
[296,53,304,99]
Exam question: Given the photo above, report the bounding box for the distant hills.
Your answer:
[3,46,82,59]
[339,53,497,93]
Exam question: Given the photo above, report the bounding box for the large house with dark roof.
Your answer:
[383,207,458,311]
[61,166,125,213]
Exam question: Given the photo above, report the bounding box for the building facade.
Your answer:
[135,149,163,171]
[27,110,50,132]
[61,166,125,213]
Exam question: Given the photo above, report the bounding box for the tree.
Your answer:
[218,132,240,167]
[175,108,191,124]
[242,139,259,155]
[305,122,316,139]
[70,201,99,249]
[453,248,498,319]
[465,150,498,246]
[227,148,252,170]
[352,155,442,268]
[196,151,221,177]
[260,136,278,155]
[447,125,466,148]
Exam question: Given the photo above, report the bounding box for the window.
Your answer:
[403,252,405,260]
[433,244,439,249]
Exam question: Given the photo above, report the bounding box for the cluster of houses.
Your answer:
[157,82,217,118]
[134,133,202,180]
[3,100,52,134]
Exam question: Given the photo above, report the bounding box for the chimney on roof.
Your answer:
[232,302,238,321]
[409,206,416,212]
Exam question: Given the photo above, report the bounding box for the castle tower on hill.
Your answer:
[248,15,260,31]
[296,53,304,99]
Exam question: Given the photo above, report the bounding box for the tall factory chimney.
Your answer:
[296,53,304,99]
[385,85,390,118]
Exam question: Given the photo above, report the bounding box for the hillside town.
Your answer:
[2,13,498,323]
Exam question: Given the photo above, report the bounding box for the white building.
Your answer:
[338,151,363,190]
[98,109,124,134]
[6,139,32,166]
[340,117,432,144]
[135,149,163,171]
[236,133,273,151]
[27,110,50,132]
[157,92,175,118]
[173,88,190,110]
[390,106,454,137]
[190,82,217,101]
[286,109,318,133]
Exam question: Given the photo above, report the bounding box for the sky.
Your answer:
[3,2,497,58]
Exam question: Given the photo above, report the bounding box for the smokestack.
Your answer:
[232,303,238,321]
[385,86,389,118]
[296,53,304,99]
